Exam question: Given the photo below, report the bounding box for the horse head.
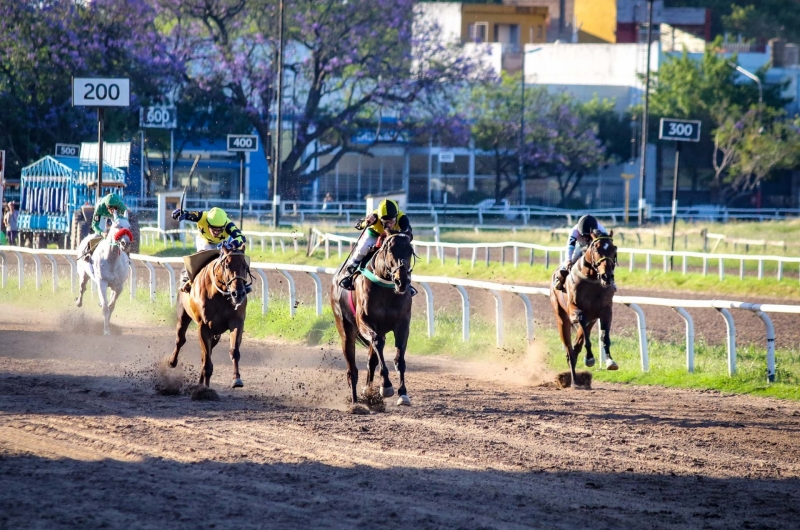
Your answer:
[108,217,134,255]
[212,244,251,309]
[586,230,617,288]
[376,233,415,295]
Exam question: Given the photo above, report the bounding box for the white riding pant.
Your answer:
[347,231,379,267]
[195,235,218,252]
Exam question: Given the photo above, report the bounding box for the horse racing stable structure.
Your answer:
[18,146,129,249]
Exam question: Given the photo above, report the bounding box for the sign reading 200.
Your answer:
[72,78,131,107]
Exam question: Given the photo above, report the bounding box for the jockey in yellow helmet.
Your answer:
[172,206,249,292]
[339,199,415,293]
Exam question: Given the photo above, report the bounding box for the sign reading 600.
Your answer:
[72,78,130,107]
[140,106,177,129]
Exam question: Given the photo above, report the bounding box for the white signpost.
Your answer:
[140,105,178,191]
[227,134,259,227]
[72,77,130,202]
[55,144,80,158]
[660,118,702,269]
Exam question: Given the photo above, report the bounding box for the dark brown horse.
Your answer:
[331,233,414,406]
[169,245,251,387]
[550,231,619,386]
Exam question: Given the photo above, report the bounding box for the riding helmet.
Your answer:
[577,215,598,236]
[379,199,399,220]
[207,207,229,228]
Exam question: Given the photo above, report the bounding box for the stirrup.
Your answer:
[180,281,192,293]
[339,275,355,291]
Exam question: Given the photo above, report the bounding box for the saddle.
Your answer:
[182,249,251,285]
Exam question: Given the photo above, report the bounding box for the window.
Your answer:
[468,22,489,43]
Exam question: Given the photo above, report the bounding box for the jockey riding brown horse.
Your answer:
[169,243,251,388]
[331,232,415,406]
[550,230,619,386]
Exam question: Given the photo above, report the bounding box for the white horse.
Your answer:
[75,218,133,335]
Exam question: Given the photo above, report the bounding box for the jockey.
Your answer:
[171,206,250,293]
[79,193,128,260]
[339,198,414,292]
[552,214,609,292]
[92,193,128,236]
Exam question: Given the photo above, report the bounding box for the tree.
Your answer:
[0,0,183,179]
[468,73,605,206]
[667,1,800,43]
[159,0,490,199]
[712,106,800,204]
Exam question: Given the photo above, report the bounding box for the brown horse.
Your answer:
[331,233,414,406]
[169,245,251,387]
[550,231,619,386]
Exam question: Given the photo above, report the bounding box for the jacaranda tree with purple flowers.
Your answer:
[0,0,183,179]
[158,0,491,198]
[469,73,605,206]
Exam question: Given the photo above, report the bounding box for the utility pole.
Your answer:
[638,0,654,227]
[271,0,285,229]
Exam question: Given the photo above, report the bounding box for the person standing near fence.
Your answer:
[3,201,18,246]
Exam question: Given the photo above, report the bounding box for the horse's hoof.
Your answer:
[397,395,411,406]
[232,378,244,388]
[606,359,619,370]
[380,386,395,398]
[75,300,82,308]
[103,329,111,336]
[585,356,595,368]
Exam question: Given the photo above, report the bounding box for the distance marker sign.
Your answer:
[72,78,130,107]
[227,134,259,152]
[659,118,701,142]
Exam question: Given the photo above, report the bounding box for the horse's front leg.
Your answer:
[228,319,244,388]
[365,341,378,393]
[556,309,578,385]
[599,307,618,370]
[170,301,192,368]
[393,319,411,406]
[198,325,215,386]
[334,316,359,404]
[75,263,89,307]
[581,319,597,368]
[371,333,394,398]
[98,280,112,335]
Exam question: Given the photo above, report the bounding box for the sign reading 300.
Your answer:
[72,77,130,107]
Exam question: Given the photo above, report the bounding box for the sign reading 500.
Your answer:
[72,77,130,107]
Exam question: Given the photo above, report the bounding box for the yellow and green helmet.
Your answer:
[207,207,229,228]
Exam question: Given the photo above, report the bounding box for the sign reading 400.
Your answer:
[227,134,259,152]
[72,77,130,107]
[659,118,702,142]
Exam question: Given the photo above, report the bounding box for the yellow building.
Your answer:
[573,0,617,43]
[460,4,548,48]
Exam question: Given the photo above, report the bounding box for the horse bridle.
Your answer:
[211,252,253,299]
[373,233,416,281]
[586,236,617,271]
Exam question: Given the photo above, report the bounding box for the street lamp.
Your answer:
[519,46,542,206]
[728,61,763,126]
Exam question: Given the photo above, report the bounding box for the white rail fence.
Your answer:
[309,230,800,282]
[2,244,798,383]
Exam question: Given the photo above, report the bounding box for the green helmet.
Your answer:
[206,207,229,228]
[104,193,125,210]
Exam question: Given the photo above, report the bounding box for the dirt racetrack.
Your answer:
[1,305,800,530]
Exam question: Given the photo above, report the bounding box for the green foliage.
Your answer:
[667,1,800,43]
[468,73,605,206]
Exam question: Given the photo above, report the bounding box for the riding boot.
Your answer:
[180,270,192,293]
[409,285,418,297]
[553,272,566,293]
[245,284,253,294]
[339,262,360,291]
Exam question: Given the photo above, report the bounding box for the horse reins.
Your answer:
[369,233,416,282]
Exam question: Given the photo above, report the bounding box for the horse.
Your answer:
[331,232,415,407]
[549,230,619,387]
[75,217,133,335]
[169,244,251,388]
